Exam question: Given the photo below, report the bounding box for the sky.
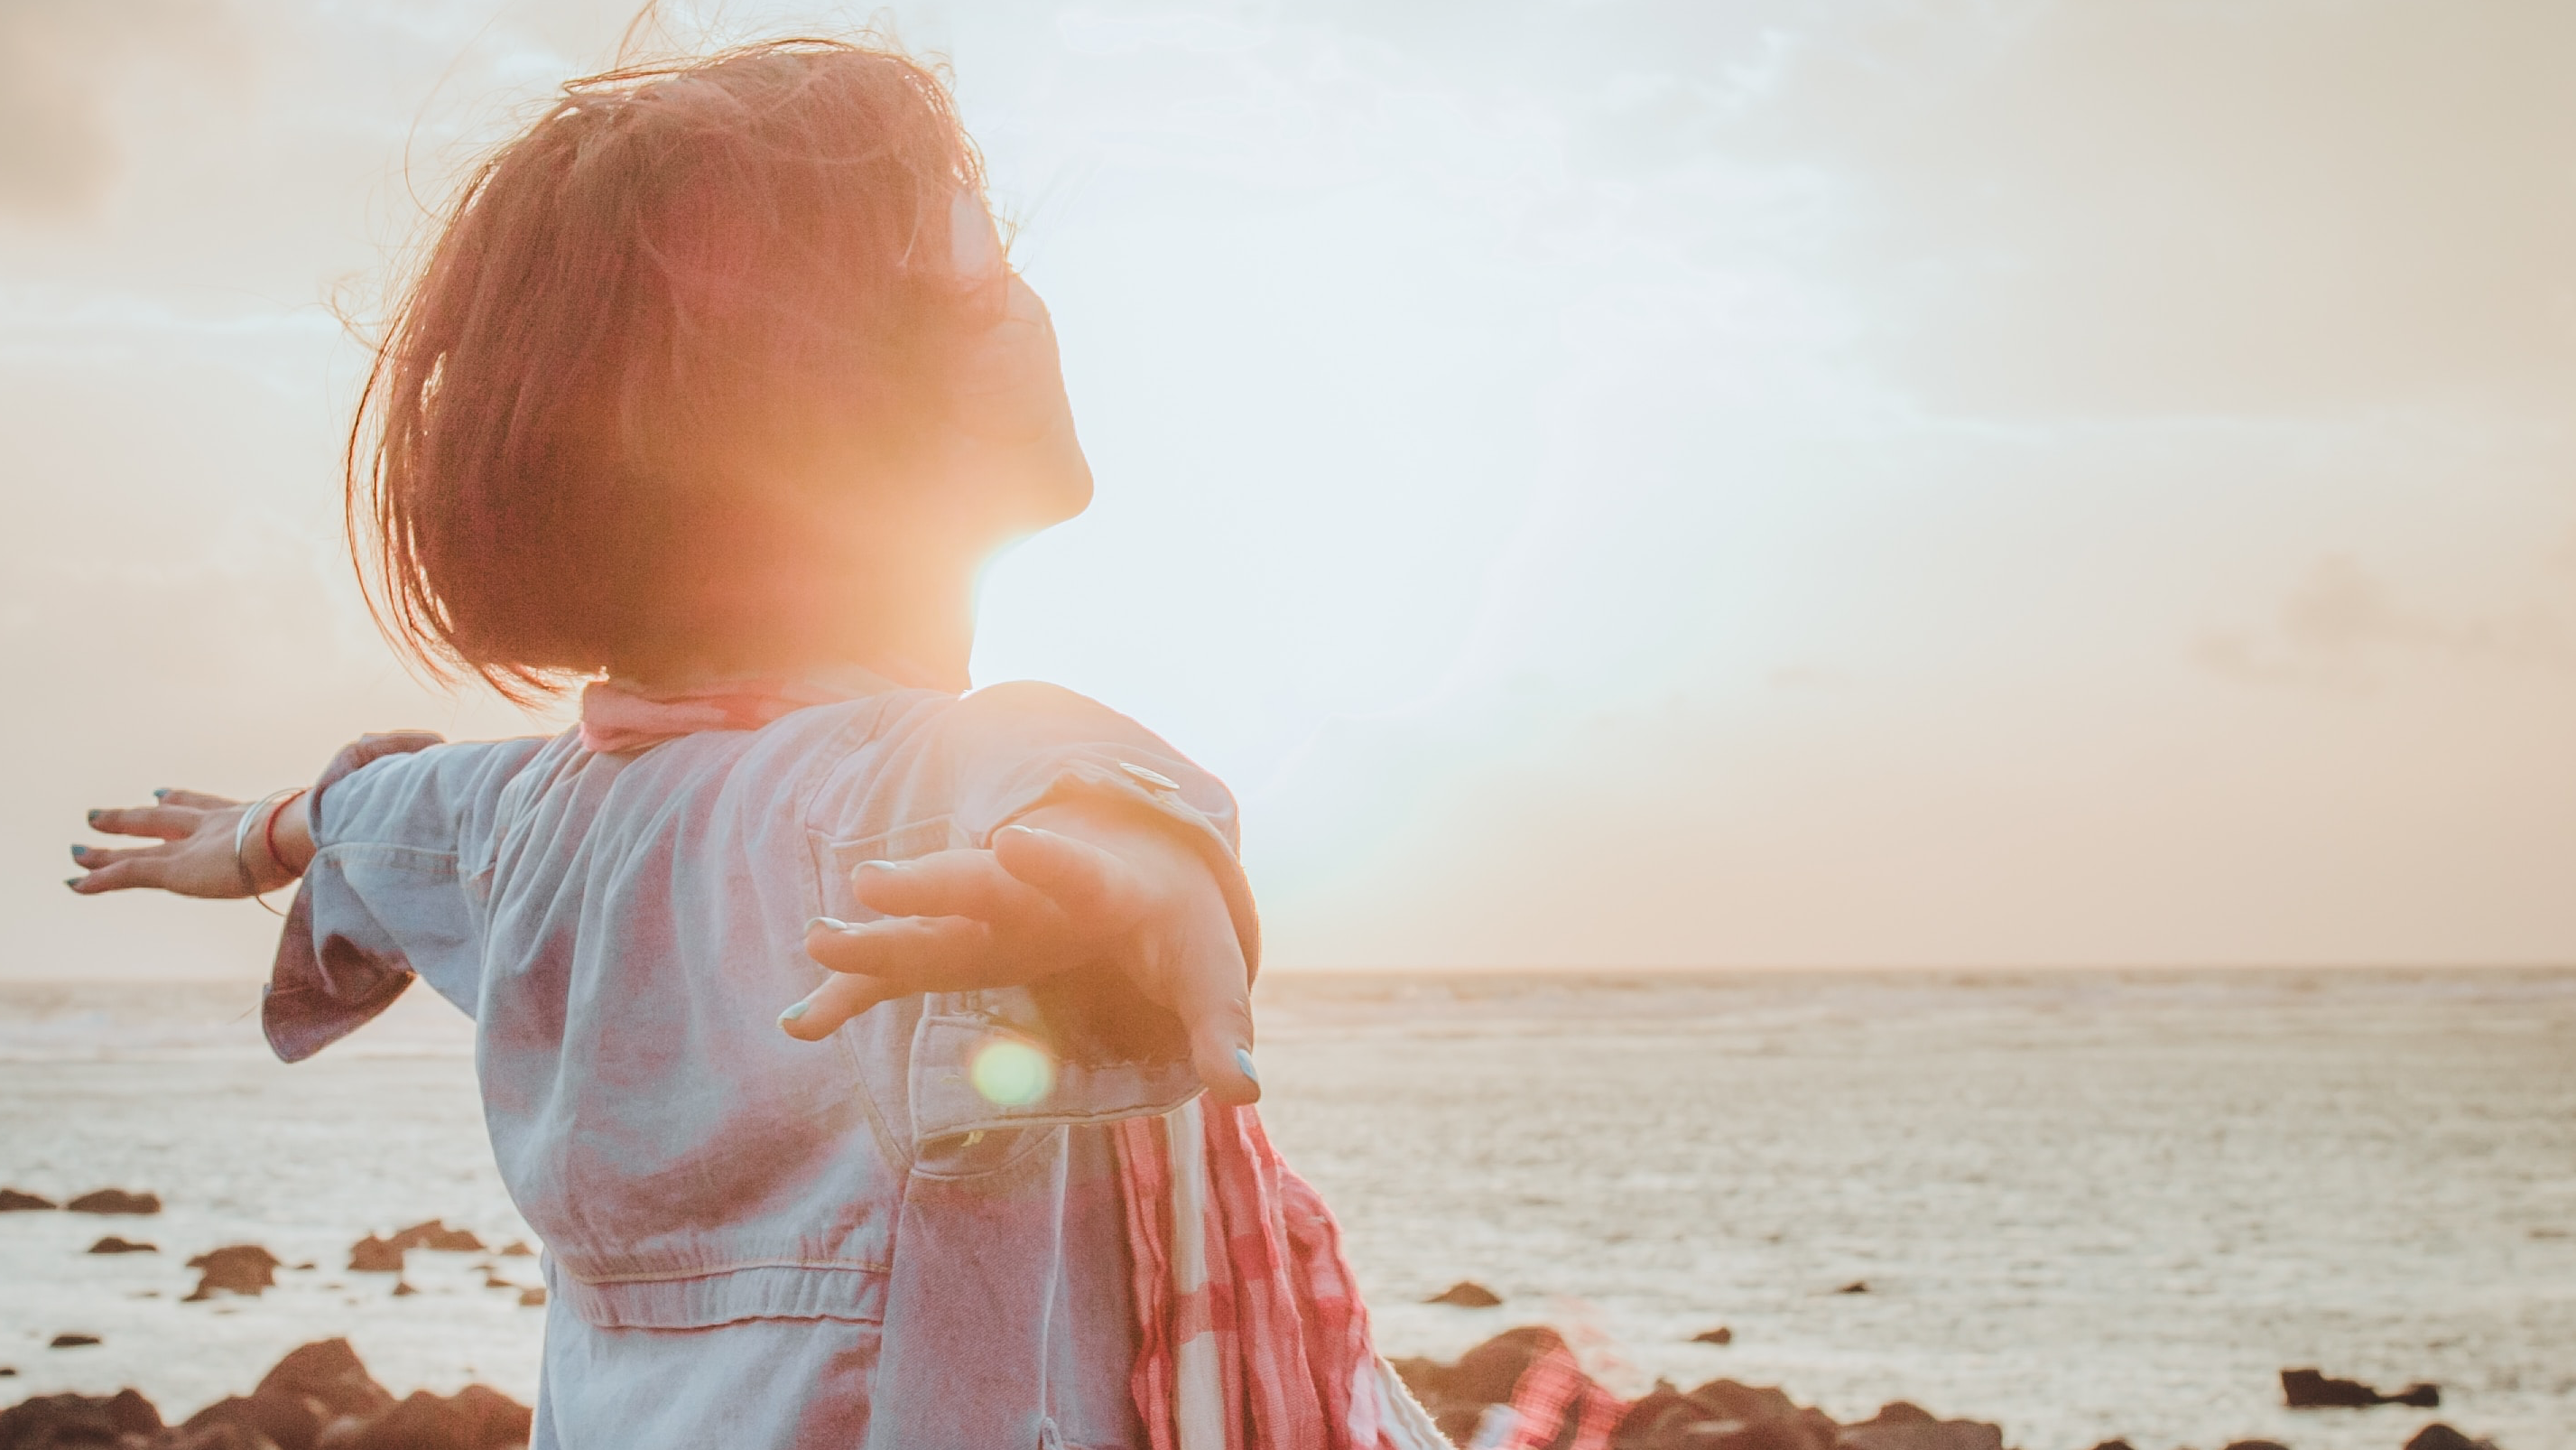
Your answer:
[5,0,2571,978]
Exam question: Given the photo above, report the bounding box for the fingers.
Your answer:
[991,826,1152,934]
[787,911,1079,1040]
[777,971,897,1041]
[66,850,171,895]
[802,914,1062,994]
[1163,944,1260,1107]
[154,789,237,811]
[848,850,1053,925]
[84,804,207,841]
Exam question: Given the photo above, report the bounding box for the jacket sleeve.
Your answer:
[261,730,550,1063]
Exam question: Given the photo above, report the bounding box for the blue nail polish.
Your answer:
[63,878,82,891]
[152,788,170,800]
[1234,1047,1259,1084]
[778,1000,811,1023]
[69,844,86,861]
[86,810,101,824]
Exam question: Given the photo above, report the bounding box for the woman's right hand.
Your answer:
[69,789,310,898]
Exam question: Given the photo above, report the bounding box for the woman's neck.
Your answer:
[783,553,979,692]
[630,559,978,694]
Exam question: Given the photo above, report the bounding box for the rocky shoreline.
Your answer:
[3,1193,2515,1450]
[1391,1319,2502,1450]
[1,1338,526,1450]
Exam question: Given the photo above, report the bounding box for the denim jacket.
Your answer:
[263,679,1258,1450]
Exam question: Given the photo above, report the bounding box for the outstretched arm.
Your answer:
[69,788,316,898]
[786,801,1261,1106]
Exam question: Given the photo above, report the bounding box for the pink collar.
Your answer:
[577,665,908,754]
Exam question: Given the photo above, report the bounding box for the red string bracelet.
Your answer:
[260,787,310,904]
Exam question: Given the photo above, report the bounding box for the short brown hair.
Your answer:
[349,39,989,699]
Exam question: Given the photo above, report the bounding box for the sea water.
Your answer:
[2,969,2570,1450]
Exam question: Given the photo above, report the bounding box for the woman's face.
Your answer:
[938,271,1093,533]
[934,195,1095,536]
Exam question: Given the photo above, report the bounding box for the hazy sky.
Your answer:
[6,0,2571,978]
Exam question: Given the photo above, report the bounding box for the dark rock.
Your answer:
[1447,1326,1560,1405]
[1611,1382,1700,1448]
[86,1236,155,1254]
[441,1385,533,1448]
[185,1245,285,1300]
[0,1188,56,1212]
[1834,1403,2003,1450]
[348,1236,405,1274]
[2281,1367,2439,1408]
[63,1189,159,1215]
[0,1387,162,1447]
[1391,1326,1562,1445]
[496,1242,533,1259]
[1683,1380,1801,1425]
[46,1334,100,1349]
[339,1386,530,1450]
[391,1281,418,1297]
[186,1391,327,1450]
[167,1424,287,1450]
[104,1390,159,1436]
[2219,1442,2290,1450]
[2085,1442,2139,1450]
[0,1368,14,1377]
[1386,1356,1443,1401]
[387,1221,484,1254]
[1833,1280,1870,1295]
[1691,1326,1734,1345]
[1423,1280,1503,1308]
[1608,1378,1837,1450]
[256,1339,397,1423]
[2391,1383,2442,1408]
[2405,1427,2497,1450]
[514,1288,545,1308]
[1705,1423,1832,1450]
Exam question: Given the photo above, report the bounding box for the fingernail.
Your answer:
[855,860,903,874]
[778,1000,811,1023]
[152,788,169,800]
[69,844,87,861]
[807,916,855,934]
[86,810,101,823]
[63,877,82,892]
[1234,1047,1259,1084]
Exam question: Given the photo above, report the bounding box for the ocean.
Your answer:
[3,969,2570,1449]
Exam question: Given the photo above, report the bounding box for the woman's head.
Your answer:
[352,39,1089,697]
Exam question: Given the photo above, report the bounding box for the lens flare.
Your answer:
[970,1037,1053,1107]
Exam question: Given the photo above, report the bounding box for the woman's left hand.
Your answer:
[69,789,310,898]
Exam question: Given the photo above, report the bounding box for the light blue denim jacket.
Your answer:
[262,679,1258,1450]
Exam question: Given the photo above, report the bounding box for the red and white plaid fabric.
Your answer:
[1114,1097,1452,1450]
[1489,1339,1624,1450]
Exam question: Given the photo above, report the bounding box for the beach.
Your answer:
[4,968,2570,1449]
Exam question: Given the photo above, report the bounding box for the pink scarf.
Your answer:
[576,669,901,754]
[1115,1099,1450,1450]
